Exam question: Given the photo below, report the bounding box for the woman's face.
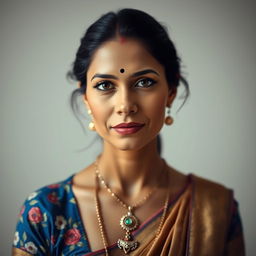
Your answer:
[84,38,176,151]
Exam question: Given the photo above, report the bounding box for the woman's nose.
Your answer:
[115,89,138,116]
[116,104,138,115]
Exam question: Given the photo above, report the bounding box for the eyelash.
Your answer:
[93,81,115,91]
[136,78,156,88]
[93,78,156,91]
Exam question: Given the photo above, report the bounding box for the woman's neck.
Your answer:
[96,138,165,199]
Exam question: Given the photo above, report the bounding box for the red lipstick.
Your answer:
[112,122,145,135]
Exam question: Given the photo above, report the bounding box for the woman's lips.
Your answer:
[112,122,145,135]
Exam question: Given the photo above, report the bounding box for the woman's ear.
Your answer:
[78,82,90,111]
[167,88,177,107]
[83,94,89,107]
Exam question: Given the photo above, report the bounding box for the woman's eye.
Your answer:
[135,78,156,88]
[93,81,115,91]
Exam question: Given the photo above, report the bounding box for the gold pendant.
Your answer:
[118,208,140,253]
[120,212,139,232]
[120,211,139,231]
[117,237,139,254]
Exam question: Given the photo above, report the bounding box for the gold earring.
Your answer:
[87,109,92,115]
[164,107,173,125]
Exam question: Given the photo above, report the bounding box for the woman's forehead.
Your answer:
[87,39,164,76]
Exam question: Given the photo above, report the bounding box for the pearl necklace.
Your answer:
[94,160,170,255]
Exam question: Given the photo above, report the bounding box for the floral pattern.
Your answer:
[55,215,67,230]
[18,205,25,218]
[13,231,19,246]
[13,175,90,255]
[47,183,60,189]
[25,241,38,254]
[50,235,55,245]
[27,192,38,201]
[64,228,81,245]
[28,207,43,224]
[47,192,59,204]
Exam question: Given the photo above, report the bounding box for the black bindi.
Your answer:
[120,68,125,73]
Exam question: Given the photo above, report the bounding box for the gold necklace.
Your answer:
[94,160,170,255]
[94,174,109,256]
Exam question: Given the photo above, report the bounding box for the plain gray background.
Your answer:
[1,0,255,255]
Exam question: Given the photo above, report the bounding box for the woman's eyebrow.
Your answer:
[90,69,159,81]
[131,69,160,77]
[91,74,118,81]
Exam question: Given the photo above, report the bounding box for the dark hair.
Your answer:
[68,8,190,108]
[67,8,190,153]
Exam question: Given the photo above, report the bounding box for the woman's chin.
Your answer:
[104,137,156,152]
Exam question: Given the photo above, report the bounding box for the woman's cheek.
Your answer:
[147,94,166,120]
[96,109,113,132]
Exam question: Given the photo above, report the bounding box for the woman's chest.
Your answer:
[72,186,169,254]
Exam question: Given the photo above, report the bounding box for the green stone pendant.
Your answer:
[120,210,139,231]
[118,209,140,253]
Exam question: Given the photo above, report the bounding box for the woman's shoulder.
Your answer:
[169,167,235,207]
[22,174,76,210]
[166,166,232,197]
[189,173,233,195]
[13,174,89,255]
[15,174,77,231]
[186,173,245,254]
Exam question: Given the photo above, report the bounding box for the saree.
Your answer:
[125,174,245,256]
[83,174,244,256]
[12,174,245,256]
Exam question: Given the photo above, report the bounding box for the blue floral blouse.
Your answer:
[13,175,91,255]
[13,174,243,255]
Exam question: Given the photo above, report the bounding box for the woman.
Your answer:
[12,8,245,256]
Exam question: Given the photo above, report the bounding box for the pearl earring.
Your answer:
[87,109,95,131]
[164,107,173,125]
[88,122,96,131]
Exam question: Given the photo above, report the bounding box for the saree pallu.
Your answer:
[127,174,245,256]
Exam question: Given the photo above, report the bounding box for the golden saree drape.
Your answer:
[127,174,245,256]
